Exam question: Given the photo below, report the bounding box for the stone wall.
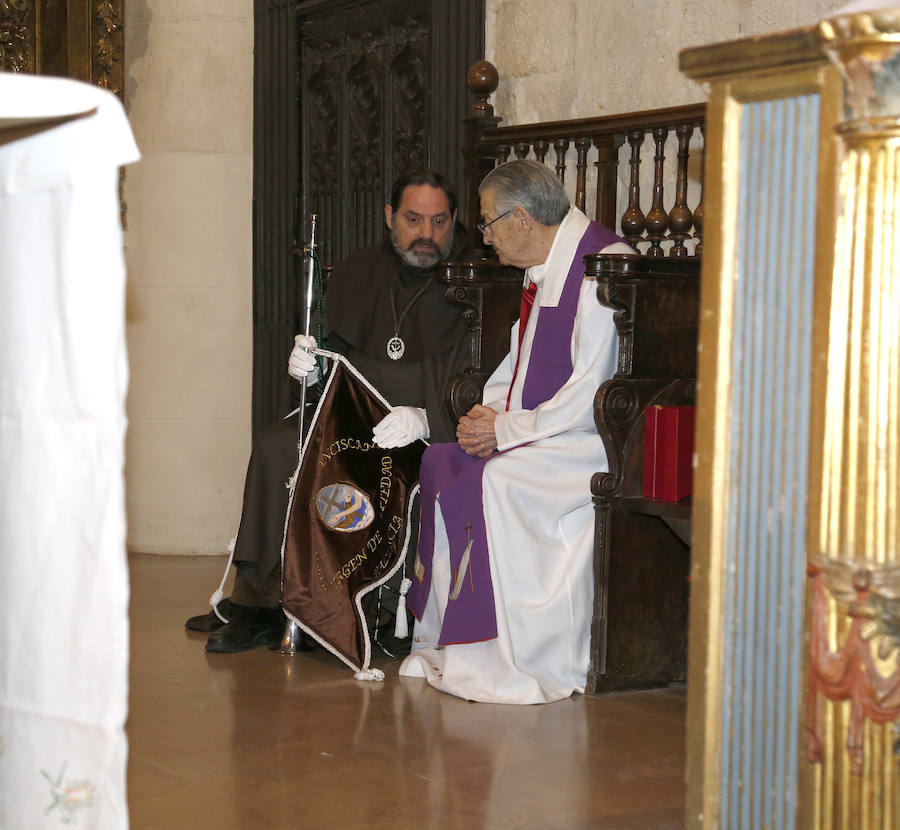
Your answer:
[483,0,850,249]
[124,0,253,555]
[485,0,849,124]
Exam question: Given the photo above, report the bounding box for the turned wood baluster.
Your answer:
[693,122,705,256]
[533,139,549,164]
[644,126,669,258]
[553,138,569,185]
[514,141,531,160]
[496,144,511,164]
[668,123,694,257]
[574,137,591,214]
[462,60,501,231]
[594,134,624,231]
[620,129,646,250]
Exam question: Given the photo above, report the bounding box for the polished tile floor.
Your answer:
[127,553,686,829]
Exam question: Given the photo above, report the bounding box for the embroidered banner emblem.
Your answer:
[315,483,374,532]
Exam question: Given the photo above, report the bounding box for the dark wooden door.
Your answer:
[252,0,484,431]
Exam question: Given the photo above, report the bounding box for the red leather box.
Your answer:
[643,405,696,501]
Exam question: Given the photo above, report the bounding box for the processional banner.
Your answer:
[281,352,425,676]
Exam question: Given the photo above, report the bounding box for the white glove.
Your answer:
[372,406,430,449]
[288,334,318,384]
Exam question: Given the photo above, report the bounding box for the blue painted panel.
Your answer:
[719,91,820,830]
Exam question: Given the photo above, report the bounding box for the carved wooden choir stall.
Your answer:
[447,60,706,695]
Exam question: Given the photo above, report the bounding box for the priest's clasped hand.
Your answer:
[457,404,498,458]
[287,334,318,384]
[373,406,430,449]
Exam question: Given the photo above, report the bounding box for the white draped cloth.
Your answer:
[0,74,139,828]
[400,209,627,704]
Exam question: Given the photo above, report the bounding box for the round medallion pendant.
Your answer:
[387,336,405,360]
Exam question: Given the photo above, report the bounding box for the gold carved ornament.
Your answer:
[807,557,900,775]
[0,0,30,73]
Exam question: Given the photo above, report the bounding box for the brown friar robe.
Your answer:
[230,230,472,597]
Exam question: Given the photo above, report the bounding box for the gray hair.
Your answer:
[478,159,570,226]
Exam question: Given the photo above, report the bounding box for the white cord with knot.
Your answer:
[394,577,412,639]
[208,536,237,624]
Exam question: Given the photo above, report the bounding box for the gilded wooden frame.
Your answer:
[681,27,843,830]
[683,9,900,826]
[0,0,123,99]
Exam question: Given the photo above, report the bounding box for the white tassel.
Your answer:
[394,578,412,639]
[353,667,385,682]
[210,535,237,624]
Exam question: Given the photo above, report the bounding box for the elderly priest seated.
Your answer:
[395,159,633,703]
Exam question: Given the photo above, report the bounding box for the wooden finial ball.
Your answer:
[467,60,499,96]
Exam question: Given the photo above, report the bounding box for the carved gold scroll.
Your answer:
[806,558,900,777]
[0,1,123,99]
[802,9,900,829]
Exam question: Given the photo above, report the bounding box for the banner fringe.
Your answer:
[353,668,385,682]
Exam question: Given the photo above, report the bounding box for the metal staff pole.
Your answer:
[280,213,318,656]
[297,213,318,446]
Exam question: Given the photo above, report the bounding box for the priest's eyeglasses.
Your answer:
[477,208,513,235]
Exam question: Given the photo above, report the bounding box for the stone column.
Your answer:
[124,1,254,555]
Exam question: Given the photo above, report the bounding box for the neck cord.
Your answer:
[386,279,431,360]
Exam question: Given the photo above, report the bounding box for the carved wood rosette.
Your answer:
[806,557,900,778]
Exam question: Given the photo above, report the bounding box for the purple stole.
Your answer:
[406,220,622,645]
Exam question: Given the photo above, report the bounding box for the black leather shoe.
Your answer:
[205,607,285,653]
[185,598,238,632]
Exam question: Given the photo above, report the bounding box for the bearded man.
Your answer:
[186,169,472,653]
